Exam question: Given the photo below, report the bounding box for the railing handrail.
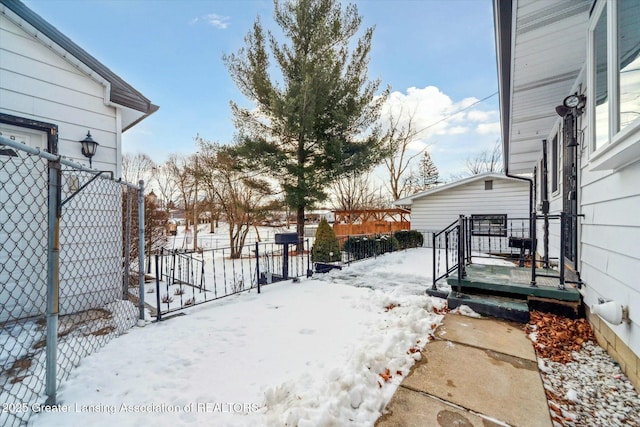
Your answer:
[434,219,459,239]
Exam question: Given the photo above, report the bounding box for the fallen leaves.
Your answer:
[384,303,400,312]
[406,347,420,354]
[379,368,392,382]
[432,305,450,315]
[524,311,595,363]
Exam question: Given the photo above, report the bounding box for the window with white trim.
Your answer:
[590,0,640,159]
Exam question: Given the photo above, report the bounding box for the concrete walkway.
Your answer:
[377,314,552,427]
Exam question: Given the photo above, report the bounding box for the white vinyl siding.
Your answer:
[408,177,530,233]
[0,13,118,172]
[0,13,125,319]
[580,159,640,355]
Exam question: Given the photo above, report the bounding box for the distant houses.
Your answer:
[394,172,530,235]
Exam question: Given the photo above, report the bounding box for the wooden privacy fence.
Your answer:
[332,208,411,236]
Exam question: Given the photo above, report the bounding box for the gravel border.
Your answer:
[533,339,640,426]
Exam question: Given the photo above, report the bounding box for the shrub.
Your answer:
[378,234,400,253]
[394,230,424,249]
[312,218,341,263]
[342,234,399,260]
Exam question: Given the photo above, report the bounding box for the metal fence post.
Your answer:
[155,254,162,321]
[45,157,61,405]
[255,242,261,294]
[123,187,132,300]
[431,232,437,290]
[138,180,145,320]
[457,215,464,295]
[530,212,538,287]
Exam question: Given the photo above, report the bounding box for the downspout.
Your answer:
[504,170,534,239]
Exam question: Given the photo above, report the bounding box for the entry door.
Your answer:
[562,130,578,268]
[0,124,48,322]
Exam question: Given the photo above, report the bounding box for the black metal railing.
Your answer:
[430,213,582,293]
[152,239,311,319]
[529,212,583,290]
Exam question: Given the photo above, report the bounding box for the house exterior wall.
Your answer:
[0,12,125,320]
[409,177,530,233]
[528,0,640,387]
[0,12,120,172]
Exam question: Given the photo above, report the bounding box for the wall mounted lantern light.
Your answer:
[555,93,586,148]
[79,131,99,168]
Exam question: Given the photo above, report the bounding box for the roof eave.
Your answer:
[1,0,157,119]
[493,0,513,175]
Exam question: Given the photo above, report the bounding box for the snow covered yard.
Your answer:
[32,248,444,427]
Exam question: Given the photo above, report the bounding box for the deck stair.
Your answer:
[428,264,582,323]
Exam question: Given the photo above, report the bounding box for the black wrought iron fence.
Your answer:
[0,135,144,427]
[152,240,312,319]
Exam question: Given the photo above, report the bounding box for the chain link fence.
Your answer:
[0,136,144,427]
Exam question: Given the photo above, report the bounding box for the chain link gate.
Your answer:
[0,135,145,427]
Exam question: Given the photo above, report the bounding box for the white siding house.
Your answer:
[494,0,640,390]
[394,173,530,234]
[0,0,157,321]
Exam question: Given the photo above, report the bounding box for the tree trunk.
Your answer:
[296,205,305,252]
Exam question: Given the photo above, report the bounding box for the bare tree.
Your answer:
[193,137,225,234]
[466,140,503,175]
[165,154,194,230]
[122,152,155,184]
[151,163,178,215]
[380,108,426,200]
[213,148,273,258]
[330,170,385,211]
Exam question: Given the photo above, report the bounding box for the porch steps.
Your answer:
[446,264,581,302]
[447,291,530,323]
[436,264,583,323]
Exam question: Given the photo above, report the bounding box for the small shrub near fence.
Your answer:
[312,218,341,263]
[394,230,425,249]
[341,234,399,261]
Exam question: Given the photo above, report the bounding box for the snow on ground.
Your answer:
[32,248,444,427]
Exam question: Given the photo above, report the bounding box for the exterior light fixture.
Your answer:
[563,94,586,110]
[79,131,99,168]
[555,94,587,148]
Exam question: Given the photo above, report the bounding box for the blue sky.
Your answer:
[24,0,500,180]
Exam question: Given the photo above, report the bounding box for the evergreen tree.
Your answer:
[312,218,341,262]
[417,150,439,190]
[224,0,388,248]
[403,151,440,195]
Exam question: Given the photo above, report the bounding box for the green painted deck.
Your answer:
[446,263,581,302]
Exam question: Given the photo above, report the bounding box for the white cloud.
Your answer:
[446,126,469,135]
[380,85,498,142]
[190,14,230,29]
[466,110,496,122]
[204,14,230,29]
[476,122,501,135]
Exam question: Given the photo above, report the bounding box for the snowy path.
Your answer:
[33,248,443,427]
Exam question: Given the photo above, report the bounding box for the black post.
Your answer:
[559,212,566,290]
[155,255,162,321]
[457,215,464,295]
[530,212,537,287]
[306,239,312,278]
[282,243,289,280]
[432,232,437,290]
[444,230,450,276]
[255,242,261,294]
